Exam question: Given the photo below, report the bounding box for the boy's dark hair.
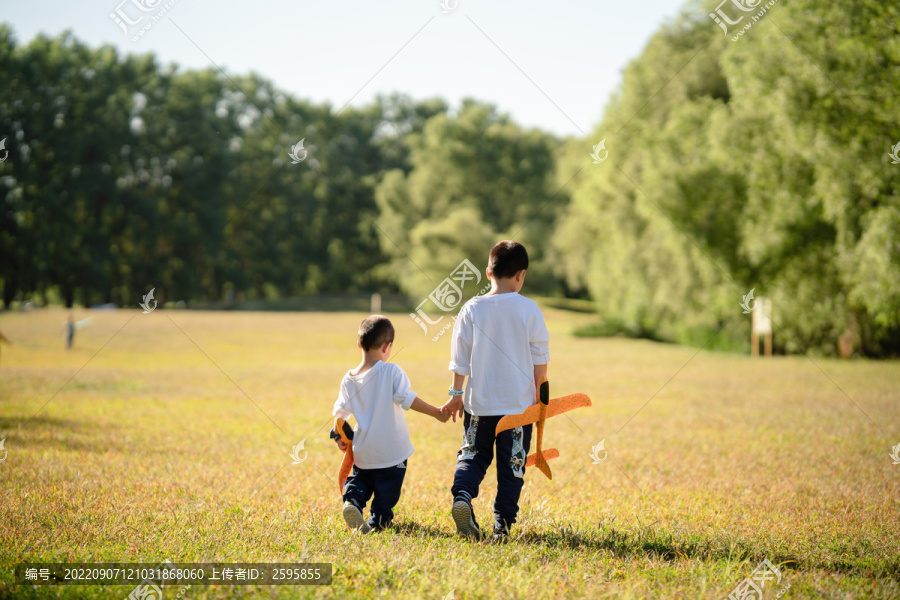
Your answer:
[488,240,529,279]
[358,315,395,351]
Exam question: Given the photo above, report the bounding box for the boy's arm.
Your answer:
[332,380,353,450]
[444,305,472,423]
[390,365,447,422]
[533,363,547,404]
[441,372,466,422]
[410,397,450,423]
[530,306,550,403]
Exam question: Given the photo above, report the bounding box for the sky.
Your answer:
[2,0,689,137]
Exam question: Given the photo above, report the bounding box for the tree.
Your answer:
[375,99,560,300]
[552,0,900,355]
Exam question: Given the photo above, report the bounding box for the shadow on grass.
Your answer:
[518,524,747,561]
[389,516,900,580]
[391,520,459,541]
[515,524,900,579]
[0,415,126,454]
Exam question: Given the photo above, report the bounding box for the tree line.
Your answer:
[1,0,898,355]
[552,0,899,356]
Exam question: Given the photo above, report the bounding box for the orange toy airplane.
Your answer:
[495,377,591,480]
[333,418,355,494]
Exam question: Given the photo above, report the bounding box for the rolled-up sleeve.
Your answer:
[529,311,550,365]
[448,306,473,376]
[392,365,417,410]
[332,380,352,419]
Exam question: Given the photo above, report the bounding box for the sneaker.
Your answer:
[492,521,511,544]
[342,501,371,533]
[451,496,481,540]
[367,515,392,532]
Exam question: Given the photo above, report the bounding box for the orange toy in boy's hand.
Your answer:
[332,418,355,493]
[495,377,591,480]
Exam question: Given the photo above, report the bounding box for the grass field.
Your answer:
[0,307,898,599]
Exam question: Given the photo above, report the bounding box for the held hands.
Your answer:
[440,396,464,423]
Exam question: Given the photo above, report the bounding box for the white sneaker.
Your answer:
[342,501,371,533]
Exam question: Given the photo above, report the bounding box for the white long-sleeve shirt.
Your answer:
[449,292,550,416]
[332,361,417,469]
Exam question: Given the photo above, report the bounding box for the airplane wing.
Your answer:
[495,393,592,434]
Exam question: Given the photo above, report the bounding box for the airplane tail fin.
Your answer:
[526,448,558,479]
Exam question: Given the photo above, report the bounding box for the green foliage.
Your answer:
[0,28,444,307]
[553,0,900,356]
[374,100,560,300]
[572,318,659,341]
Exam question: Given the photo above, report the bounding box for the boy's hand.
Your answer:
[435,409,451,424]
[334,437,349,452]
[441,396,464,423]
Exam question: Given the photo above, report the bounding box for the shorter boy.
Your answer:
[332,315,449,533]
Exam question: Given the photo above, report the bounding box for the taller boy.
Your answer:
[441,241,550,542]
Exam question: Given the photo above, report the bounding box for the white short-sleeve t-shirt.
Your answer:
[449,292,550,416]
[332,361,417,469]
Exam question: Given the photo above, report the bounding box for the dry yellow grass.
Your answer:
[0,307,898,599]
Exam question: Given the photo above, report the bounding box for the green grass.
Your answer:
[0,307,898,599]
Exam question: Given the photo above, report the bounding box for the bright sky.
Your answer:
[3,0,688,137]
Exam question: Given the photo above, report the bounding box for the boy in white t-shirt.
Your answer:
[332,315,449,533]
[441,241,549,542]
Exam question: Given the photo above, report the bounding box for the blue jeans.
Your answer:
[343,459,407,529]
[451,412,532,527]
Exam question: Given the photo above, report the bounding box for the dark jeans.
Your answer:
[343,459,407,529]
[451,412,532,527]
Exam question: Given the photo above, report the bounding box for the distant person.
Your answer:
[64,314,75,349]
[0,328,9,367]
[441,240,550,542]
[331,315,449,533]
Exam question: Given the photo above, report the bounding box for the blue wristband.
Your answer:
[448,388,464,396]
